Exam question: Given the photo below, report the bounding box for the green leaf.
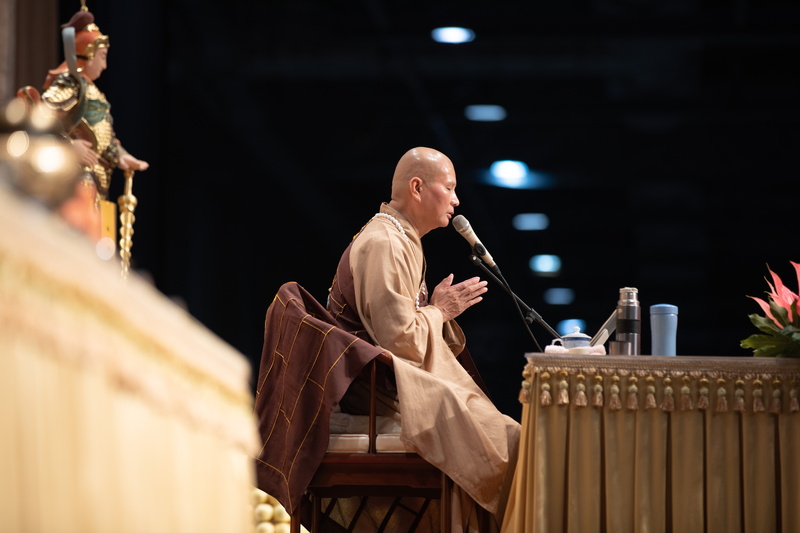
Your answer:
[747,313,782,335]
[784,325,800,342]
[741,333,773,349]
[740,331,800,357]
[768,300,791,328]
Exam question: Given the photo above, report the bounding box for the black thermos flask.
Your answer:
[616,287,641,355]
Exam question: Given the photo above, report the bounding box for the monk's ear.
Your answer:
[409,177,423,201]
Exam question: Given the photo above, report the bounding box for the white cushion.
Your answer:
[328,412,413,453]
[376,434,414,453]
[326,433,415,454]
[327,434,369,453]
[329,412,401,434]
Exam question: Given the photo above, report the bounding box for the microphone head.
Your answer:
[452,214,470,233]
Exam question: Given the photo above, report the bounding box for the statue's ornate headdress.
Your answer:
[61,0,109,60]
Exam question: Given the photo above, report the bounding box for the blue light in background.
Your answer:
[529,254,561,275]
[490,160,528,187]
[431,27,475,44]
[512,213,549,231]
[482,160,553,189]
[465,105,507,122]
[557,319,587,336]
[543,288,575,305]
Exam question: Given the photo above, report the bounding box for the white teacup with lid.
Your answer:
[551,326,592,354]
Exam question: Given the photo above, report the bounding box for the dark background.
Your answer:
[53,0,800,419]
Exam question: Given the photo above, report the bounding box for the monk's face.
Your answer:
[420,167,459,231]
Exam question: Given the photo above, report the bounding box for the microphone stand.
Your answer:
[469,255,561,343]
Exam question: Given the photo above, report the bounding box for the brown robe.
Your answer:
[253,281,384,515]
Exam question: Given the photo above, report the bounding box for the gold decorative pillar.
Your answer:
[117,169,137,280]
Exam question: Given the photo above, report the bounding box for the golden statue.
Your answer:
[18,1,148,274]
[40,0,149,199]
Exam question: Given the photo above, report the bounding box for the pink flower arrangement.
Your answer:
[741,262,800,357]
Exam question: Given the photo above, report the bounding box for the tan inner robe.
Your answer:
[346,203,520,524]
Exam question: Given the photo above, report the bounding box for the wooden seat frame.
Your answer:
[290,353,452,532]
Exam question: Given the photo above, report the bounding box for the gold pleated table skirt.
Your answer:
[0,188,259,533]
[502,353,800,533]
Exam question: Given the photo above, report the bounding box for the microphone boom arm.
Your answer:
[469,254,560,340]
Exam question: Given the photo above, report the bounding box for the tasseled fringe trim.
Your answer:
[753,380,765,413]
[645,377,657,410]
[557,371,570,406]
[540,385,552,406]
[734,380,746,412]
[593,376,604,407]
[609,376,622,411]
[736,389,748,413]
[540,370,553,406]
[660,378,674,411]
[627,377,639,411]
[519,365,533,404]
[574,375,588,407]
[528,365,800,416]
[715,379,727,412]
[770,381,782,414]
[519,380,531,404]
[661,383,675,412]
[698,378,710,410]
[681,376,694,411]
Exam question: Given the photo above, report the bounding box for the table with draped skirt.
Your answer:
[501,353,800,533]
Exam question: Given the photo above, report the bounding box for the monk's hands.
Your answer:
[430,274,488,322]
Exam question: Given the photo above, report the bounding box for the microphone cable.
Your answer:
[469,254,544,352]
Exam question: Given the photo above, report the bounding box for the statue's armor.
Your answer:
[42,72,119,198]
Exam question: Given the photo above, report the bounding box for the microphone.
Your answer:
[452,214,501,275]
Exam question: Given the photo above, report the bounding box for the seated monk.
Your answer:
[326,147,521,531]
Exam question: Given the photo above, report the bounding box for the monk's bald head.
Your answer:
[390,147,452,201]
[387,147,459,235]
